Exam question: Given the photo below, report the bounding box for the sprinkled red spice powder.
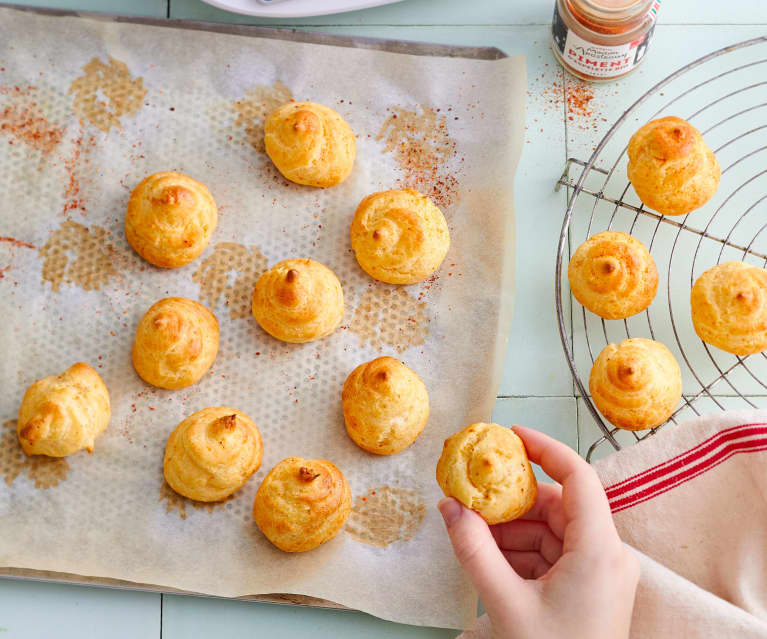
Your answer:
[0,236,36,249]
[61,134,96,217]
[0,85,64,156]
[567,82,595,119]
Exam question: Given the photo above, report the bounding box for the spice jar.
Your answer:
[551,0,660,82]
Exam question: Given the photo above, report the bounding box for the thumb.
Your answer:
[438,498,526,617]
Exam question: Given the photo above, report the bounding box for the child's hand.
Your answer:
[439,425,639,639]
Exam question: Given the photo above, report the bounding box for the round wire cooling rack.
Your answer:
[555,37,767,462]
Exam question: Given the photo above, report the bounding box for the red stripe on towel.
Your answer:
[607,429,767,513]
[605,422,767,495]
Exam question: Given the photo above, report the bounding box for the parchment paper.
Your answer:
[0,6,524,629]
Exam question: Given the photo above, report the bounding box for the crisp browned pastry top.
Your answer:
[342,356,429,455]
[164,407,263,502]
[627,116,720,217]
[18,362,110,457]
[126,171,217,268]
[253,457,351,553]
[568,231,658,320]
[132,297,219,389]
[691,261,767,356]
[251,258,344,343]
[264,101,356,188]
[590,338,682,431]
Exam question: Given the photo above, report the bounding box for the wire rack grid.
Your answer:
[555,36,767,462]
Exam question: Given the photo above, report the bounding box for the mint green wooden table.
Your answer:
[1,1,766,636]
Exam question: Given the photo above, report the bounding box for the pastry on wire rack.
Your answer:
[164,407,263,502]
[126,171,218,268]
[436,423,538,525]
[132,297,219,390]
[342,356,429,455]
[350,189,450,284]
[691,261,767,356]
[251,258,344,343]
[590,338,682,431]
[264,101,356,188]
[17,362,110,457]
[253,457,352,552]
[627,116,720,217]
[568,230,658,320]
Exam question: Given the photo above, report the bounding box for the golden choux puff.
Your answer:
[253,457,352,552]
[164,407,263,502]
[691,261,767,356]
[342,356,429,455]
[251,258,344,343]
[17,362,110,457]
[132,297,219,390]
[568,231,658,320]
[436,423,537,525]
[350,189,450,284]
[264,101,356,188]
[126,171,217,268]
[627,116,720,216]
[590,338,682,431]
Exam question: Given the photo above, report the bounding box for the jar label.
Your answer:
[552,3,657,79]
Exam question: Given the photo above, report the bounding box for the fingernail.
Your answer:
[438,497,462,526]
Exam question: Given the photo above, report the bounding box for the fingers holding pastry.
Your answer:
[251,258,344,343]
[627,116,720,216]
[17,362,110,457]
[253,457,352,552]
[126,171,218,268]
[164,407,263,502]
[691,261,767,356]
[265,101,356,188]
[132,297,219,389]
[568,231,658,319]
[350,189,450,284]
[342,356,429,455]
[590,338,682,431]
[436,423,538,525]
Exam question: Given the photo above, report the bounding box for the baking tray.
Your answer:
[0,2,506,612]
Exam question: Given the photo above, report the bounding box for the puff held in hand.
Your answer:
[18,362,110,457]
[436,423,537,525]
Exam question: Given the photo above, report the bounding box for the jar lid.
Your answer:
[570,0,653,23]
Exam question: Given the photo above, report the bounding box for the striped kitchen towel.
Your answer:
[594,409,767,638]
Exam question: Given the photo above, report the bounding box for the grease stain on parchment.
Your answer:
[232,81,293,154]
[39,220,117,292]
[1,420,69,489]
[350,287,430,353]
[346,486,426,547]
[69,57,147,133]
[0,85,64,156]
[159,481,230,520]
[376,105,459,208]
[192,242,268,319]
